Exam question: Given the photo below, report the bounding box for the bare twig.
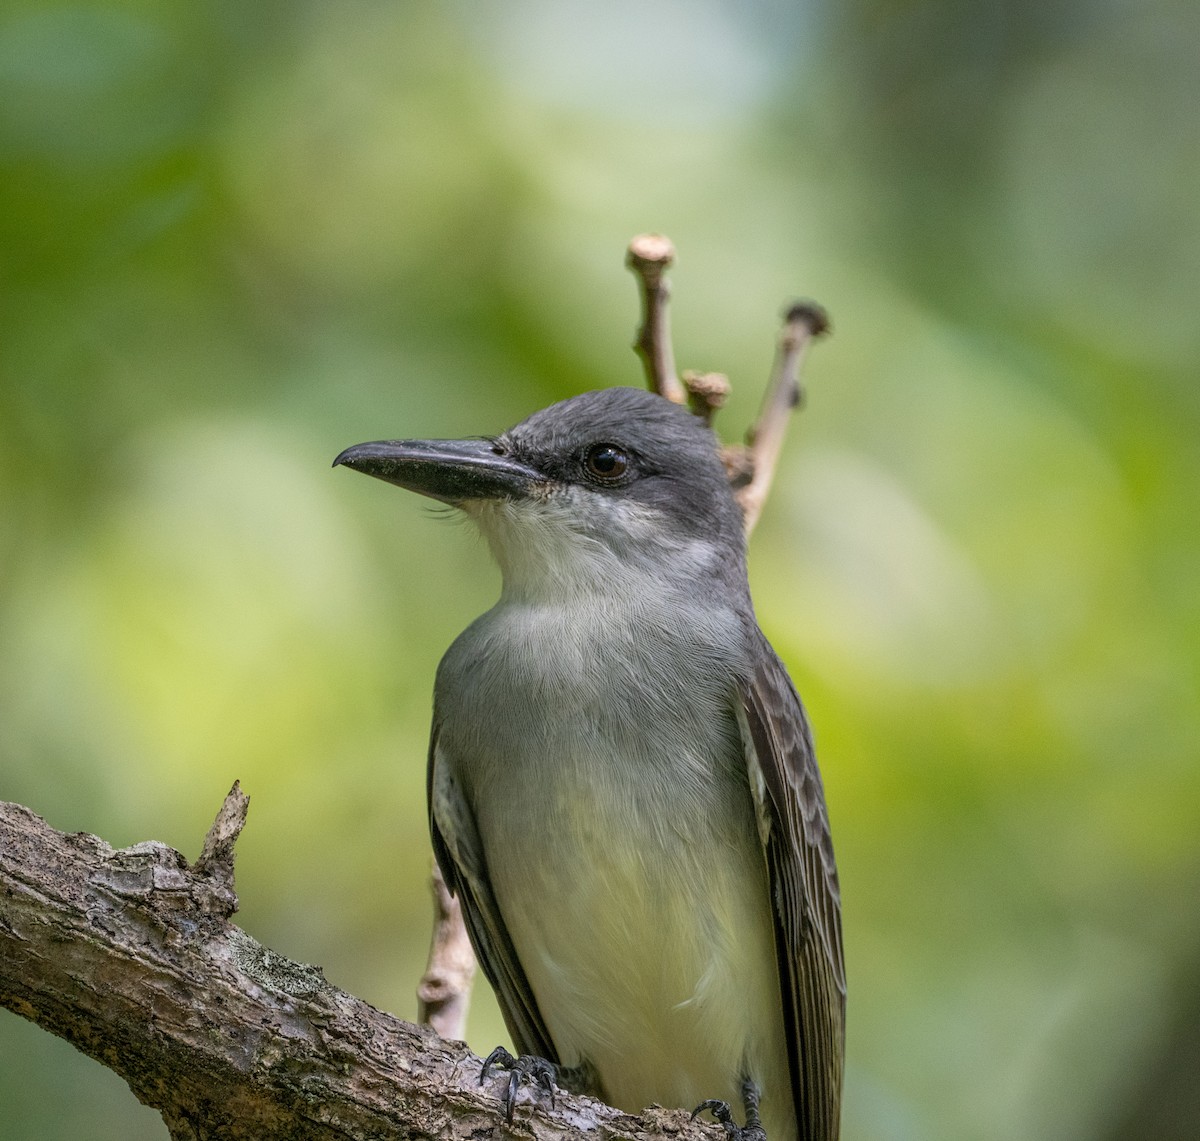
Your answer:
[733,301,831,536]
[626,234,686,404]
[417,861,476,1040]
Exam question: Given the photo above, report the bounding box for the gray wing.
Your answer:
[738,633,846,1141]
[427,719,557,1060]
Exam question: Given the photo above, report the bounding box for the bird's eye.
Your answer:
[583,443,629,482]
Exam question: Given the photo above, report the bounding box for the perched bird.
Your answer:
[335,386,844,1141]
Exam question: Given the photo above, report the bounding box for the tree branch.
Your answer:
[0,789,714,1141]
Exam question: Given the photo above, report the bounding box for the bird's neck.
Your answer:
[466,498,736,608]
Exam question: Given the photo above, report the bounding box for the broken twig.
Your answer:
[683,370,731,426]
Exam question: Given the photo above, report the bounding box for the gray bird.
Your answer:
[334,386,844,1141]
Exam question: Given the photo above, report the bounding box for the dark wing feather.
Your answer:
[427,720,557,1061]
[739,634,846,1141]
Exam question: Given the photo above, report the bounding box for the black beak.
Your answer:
[332,438,546,504]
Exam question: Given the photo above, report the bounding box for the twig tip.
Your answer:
[627,233,676,270]
[683,371,730,424]
[784,300,831,337]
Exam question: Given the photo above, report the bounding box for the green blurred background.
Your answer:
[2,1,1198,1138]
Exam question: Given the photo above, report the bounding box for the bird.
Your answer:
[334,385,844,1141]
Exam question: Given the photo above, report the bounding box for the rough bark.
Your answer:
[0,788,714,1141]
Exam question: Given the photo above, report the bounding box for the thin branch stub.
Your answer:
[191,781,249,919]
[195,781,249,876]
[683,371,730,425]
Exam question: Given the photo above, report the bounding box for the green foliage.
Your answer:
[2,2,1197,1139]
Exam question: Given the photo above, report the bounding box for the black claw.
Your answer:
[692,1088,767,1141]
[537,1064,557,1109]
[693,1099,736,1131]
[479,1045,558,1123]
[506,1068,521,1124]
[480,1045,516,1084]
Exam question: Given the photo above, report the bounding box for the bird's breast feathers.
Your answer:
[431,598,794,1138]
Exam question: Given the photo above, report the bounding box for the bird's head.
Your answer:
[334,387,747,600]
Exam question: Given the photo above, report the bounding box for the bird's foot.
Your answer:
[691,1080,767,1141]
[479,1046,558,1123]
